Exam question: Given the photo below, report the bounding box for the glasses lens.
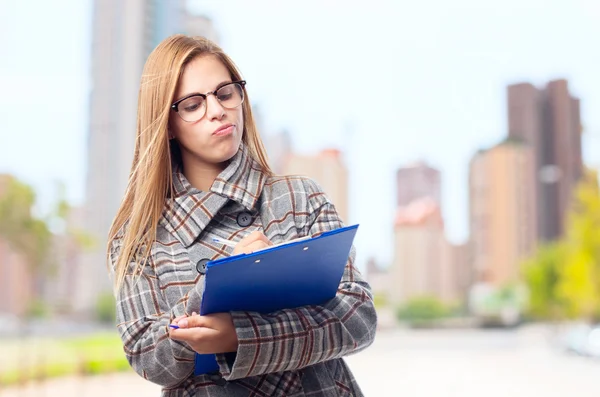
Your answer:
[216,83,244,109]
[178,96,206,122]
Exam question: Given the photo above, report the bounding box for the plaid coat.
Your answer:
[109,145,377,396]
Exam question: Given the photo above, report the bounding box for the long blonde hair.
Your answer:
[108,35,272,292]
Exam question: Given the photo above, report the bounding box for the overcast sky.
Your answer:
[1,0,599,268]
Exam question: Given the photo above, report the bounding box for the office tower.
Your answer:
[282,149,349,223]
[389,198,448,304]
[81,0,187,312]
[469,140,537,286]
[396,161,441,208]
[507,79,582,241]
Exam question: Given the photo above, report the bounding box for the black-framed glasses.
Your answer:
[170,80,246,122]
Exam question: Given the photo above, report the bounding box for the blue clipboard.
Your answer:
[193,224,359,375]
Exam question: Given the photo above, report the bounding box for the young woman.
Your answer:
[108,34,377,397]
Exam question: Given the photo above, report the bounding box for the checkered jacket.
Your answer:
[109,145,377,396]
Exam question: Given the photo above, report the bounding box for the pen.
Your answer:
[169,324,179,329]
[211,237,237,247]
[212,235,312,249]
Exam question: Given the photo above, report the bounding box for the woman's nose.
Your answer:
[205,94,226,120]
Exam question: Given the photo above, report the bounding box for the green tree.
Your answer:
[0,177,52,270]
[522,242,566,319]
[522,169,600,321]
[556,170,600,320]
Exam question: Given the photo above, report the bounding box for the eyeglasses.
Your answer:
[170,80,246,123]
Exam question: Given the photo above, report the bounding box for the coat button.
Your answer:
[236,211,254,227]
[196,258,209,274]
[209,372,226,386]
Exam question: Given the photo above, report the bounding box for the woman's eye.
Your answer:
[181,97,204,112]
[184,103,200,112]
[218,93,233,101]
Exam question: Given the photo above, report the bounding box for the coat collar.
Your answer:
[161,145,266,247]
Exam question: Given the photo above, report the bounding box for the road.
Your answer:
[1,325,598,396]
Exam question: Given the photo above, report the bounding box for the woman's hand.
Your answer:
[169,313,238,354]
[233,231,273,255]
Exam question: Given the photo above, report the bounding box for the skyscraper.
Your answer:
[396,161,441,208]
[469,140,537,286]
[389,198,446,304]
[81,0,187,312]
[85,0,186,248]
[507,79,582,241]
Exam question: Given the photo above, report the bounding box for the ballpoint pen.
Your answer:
[211,237,237,247]
[211,235,312,250]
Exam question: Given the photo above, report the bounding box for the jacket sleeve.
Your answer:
[109,238,201,388]
[215,178,377,380]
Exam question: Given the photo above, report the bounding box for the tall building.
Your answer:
[469,140,537,286]
[389,198,448,304]
[282,149,349,223]
[82,0,188,312]
[390,164,469,305]
[396,161,441,208]
[85,0,187,248]
[507,79,582,241]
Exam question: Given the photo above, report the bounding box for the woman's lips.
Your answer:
[213,124,234,136]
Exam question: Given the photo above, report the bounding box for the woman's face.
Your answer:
[170,55,244,170]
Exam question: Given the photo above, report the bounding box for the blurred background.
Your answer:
[1,0,599,395]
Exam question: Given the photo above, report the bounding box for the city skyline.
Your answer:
[1,1,599,269]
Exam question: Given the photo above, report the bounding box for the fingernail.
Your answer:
[192,312,197,316]
[179,319,188,328]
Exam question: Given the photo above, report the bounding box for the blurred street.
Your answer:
[1,325,598,397]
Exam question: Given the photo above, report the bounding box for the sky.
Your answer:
[0,0,599,269]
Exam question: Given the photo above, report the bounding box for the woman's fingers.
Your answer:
[239,240,270,254]
[241,231,272,246]
[233,231,272,255]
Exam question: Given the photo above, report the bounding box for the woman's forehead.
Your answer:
[176,55,231,96]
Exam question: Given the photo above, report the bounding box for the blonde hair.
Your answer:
[108,35,273,292]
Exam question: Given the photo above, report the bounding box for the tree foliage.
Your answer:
[0,177,51,268]
[523,169,600,321]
